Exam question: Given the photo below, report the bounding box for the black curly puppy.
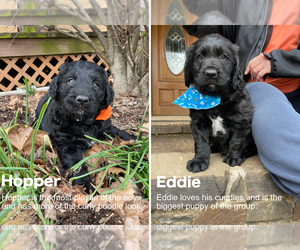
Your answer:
[34,61,135,192]
[184,34,257,173]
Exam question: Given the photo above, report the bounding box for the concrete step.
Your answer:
[151,116,191,134]
[152,225,300,249]
[151,134,300,225]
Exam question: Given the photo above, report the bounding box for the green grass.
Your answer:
[0,77,51,225]
[21,78,37,125]
[0,95,51,225]
[71,99,150,200]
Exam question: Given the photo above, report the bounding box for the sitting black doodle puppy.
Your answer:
[174,34,257,173]
[34,61,136,192]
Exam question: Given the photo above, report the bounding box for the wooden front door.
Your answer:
[151,25,197,116]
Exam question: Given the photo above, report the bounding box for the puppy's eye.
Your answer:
[197,54,203,60]
[93,82,99,89]
[219,53,227,60]
[67,79,75,85]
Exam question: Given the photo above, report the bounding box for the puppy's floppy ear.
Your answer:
[232,45,245,90]
[48,62,71,99]
[102,70,114,108]
[105,84,114,108]
[48,76,58,99]
[184,43,195,88]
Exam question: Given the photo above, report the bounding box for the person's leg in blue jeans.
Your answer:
[246,82,300,202]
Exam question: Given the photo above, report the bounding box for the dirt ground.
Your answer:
[1,224,149,250]
[0,90,149,226]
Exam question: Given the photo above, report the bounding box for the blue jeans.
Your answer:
[246,82,300,202]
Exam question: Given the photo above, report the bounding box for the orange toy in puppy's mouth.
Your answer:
[95,105,111,121]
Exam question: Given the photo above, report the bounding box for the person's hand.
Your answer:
[245,53,271,81]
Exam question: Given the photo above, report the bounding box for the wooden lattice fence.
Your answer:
[0,54,109,92]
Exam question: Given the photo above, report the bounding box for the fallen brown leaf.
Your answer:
[83,143,105,170]
[141,123,149,133]
[3,125,49,156]
[94,166,126,187]
[112,135,123,147]
[34,159,45,166]
[44,150,57,170]
[120,139,136,146]
[35,146,57,170]
[90,182,135,217]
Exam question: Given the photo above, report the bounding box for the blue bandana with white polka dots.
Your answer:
[173,86,221,109]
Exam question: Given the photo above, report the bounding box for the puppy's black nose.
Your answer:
[205,69,217,78]
[75,95,89,104]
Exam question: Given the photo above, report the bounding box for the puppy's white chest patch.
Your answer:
[209,116,226,137]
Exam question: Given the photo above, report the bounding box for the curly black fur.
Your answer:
[34,61,135,192]
[184,34,257,173]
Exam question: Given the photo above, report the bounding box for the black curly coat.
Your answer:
[34,61,135,192]
[184,34,257,173]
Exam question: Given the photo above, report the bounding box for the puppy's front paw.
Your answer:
[72,166,95,194]
[187,158,209,173]
[73,175,95,194]
[223,155,245,167]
